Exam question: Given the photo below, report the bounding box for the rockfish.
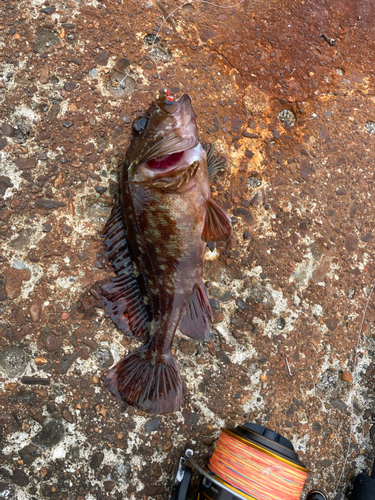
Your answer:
[102,92,232,414]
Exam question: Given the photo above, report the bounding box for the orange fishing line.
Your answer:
[209,431,308,500]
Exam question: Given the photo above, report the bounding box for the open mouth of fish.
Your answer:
[147,150,184,170]
[141,146,202,180]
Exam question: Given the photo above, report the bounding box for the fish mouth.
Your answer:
[147,150,184,170]
[129,94,199,179]
[137,146,202,181]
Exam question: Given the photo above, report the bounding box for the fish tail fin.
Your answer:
[104,343,182,414]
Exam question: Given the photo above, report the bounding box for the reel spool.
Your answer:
[170,422,326,500]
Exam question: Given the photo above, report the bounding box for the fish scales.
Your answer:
[102,93,232,414]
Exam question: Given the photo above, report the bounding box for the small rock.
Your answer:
[32,420,64,448]
[143,486,165,496]
[0,346,30,378]
[151,462,161,478]
[232,207,255,225]
[341,371,353,383]
[62,408,73,423]
[230,117,243,133]
[361,232,371,242]
[329,398,348,411]
[94,50,109,66]
[28,250,40,263]
[0,176,12,196]
[216,350,232,365]
[202,436,215,445]
[4,267,30,299]
[40,6,56,14]
[89,68,98,78]
[12,469,29,487]
[345,234,359,252]
[34,27,60,54]
[35,357,47,365]
[1,123,15,137]
[21,376,50,386]
[220,290,232,302]
[39,63,50,84]
[115,57,131,71]
[64,82,76,92]
[145,418,160,433]
[29,303,42,322]
[43,223,52,232]
[348,287,355,299]
[313,260,330,282]
[35,199,66,210]
[94,186,107,195]
[90,451,104,469]
[104,481,115,492]
[112,461,131,483]
[15,158,37,170]
[247,176,261,188]
[212,311,224,323]
[45,334,61,352]
[312,421,321,432]
[325,317,339,332]
[179,338,195,356]
[19,444,40,465]
[277,318,286,330]
[162,441,173,452]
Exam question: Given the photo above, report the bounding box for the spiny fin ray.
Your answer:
[101,203,149,338]
[202,198,232,242]
[179,282,212,340]
[203,143,228,181]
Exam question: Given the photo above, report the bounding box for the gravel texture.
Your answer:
[1,1,375,499]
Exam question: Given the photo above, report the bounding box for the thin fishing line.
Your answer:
[148,0,247,89]
[332,282,375,499]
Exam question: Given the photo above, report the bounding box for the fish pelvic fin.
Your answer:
[104,344,182,414]
[179,282,212,340]
[203,143,228,182]
[202,198,232,242]
[101,203,150,338]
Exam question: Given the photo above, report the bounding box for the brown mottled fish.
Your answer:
[102,92,232,414]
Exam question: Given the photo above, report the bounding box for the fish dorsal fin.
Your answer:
[202,198,232,242]
[203,143,228,181]
[179,282,213,341]
[101,203,150,338]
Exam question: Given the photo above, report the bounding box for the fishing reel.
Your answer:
[170,422,375,500]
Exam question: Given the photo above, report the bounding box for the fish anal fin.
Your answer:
[179,282,212,341]
[101,203,149,338]
[203,143,228,181]
[104,344,182,414]
[202,198,232,242]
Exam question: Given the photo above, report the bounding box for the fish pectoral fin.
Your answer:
[203,143,228,181]
[202,198,232,242]
[179,282,212,341]
[104,344,182,414]
[101,203,150,338]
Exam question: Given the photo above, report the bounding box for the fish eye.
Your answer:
[133,117,148,134]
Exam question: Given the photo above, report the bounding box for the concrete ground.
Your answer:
[1,0,375,499]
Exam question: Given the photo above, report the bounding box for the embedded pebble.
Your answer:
[32,420,64,448]
[0,347,30,378]
[29,302,42,322]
